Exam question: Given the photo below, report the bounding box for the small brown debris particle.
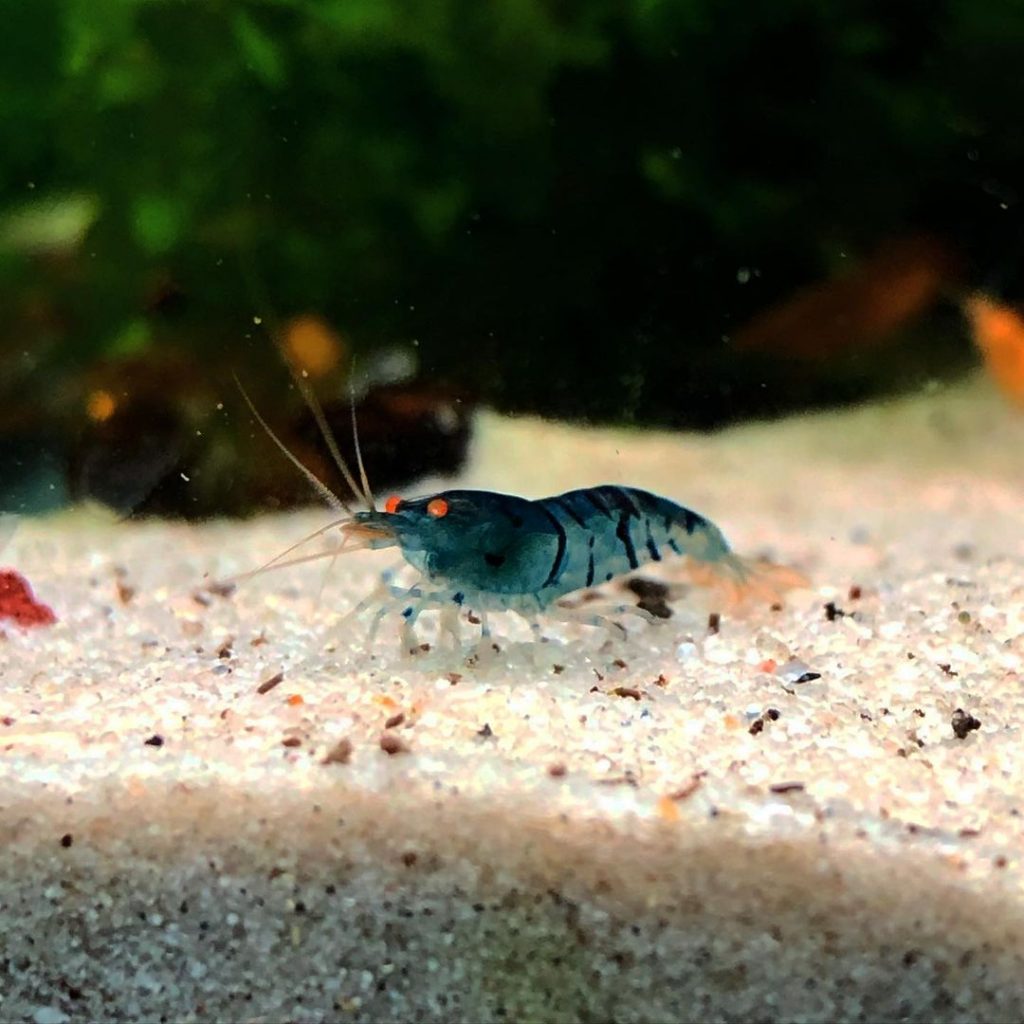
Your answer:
[848,584,862,600]
[913,708,925,717]
[938,663,958,677]
[282,736,302,748]
[445,672,462,685]
[380,733,409,755]
[60,833,73,848]
[957,610,971,625]
[216,638,234,659]
[180,619,203,638]
[639,597,673,619]
[598,771,639,788]
[552,664,565,675]
[257,671,285,695]
[770,602,783,612]
[707,612,721,634]
[994,855,1008,869]
[627,577,670,600]
[749,709,779,734]
[548,762,567,778]
[250,632,268,647]
[476,723,494,739]
[418,643,431,653]
[653,673,668,687]
[401,851,418,867]
[1,716,14,726]
[627,578,673,618]
[769,781,805,794]
[951,708,982,739]
[668,773,705,802]
[612,686,641,700]
[824,601,845,621]
[467,612,481,624]
[322,738,353,765]
[384,712,406,729]
[953,542,974,562]
[958,828,981,839]
[116,580,136,605]
[191,591,212,608]
[593,669,604,682]
[612,658,628,670]
[206,580,237,599]
[144,734,164,748]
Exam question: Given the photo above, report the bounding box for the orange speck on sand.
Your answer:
[656,795,681,822]
[723,713,742,731]
[964,294,1024,408]
[286,694,304,706]
[759,659,778,674]
[373,694,399,710]
[283,315,344,379]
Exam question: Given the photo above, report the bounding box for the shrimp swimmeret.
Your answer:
[235,381,807,650]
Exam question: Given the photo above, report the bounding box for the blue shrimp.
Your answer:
[233,375,805,651]
[339,486,803,648]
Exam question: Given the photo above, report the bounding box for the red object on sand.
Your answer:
[0,569,57,628]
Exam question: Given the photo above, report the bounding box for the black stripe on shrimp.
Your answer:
[537,503,568,587]
[552,497,587,528]
[615,512,639,570]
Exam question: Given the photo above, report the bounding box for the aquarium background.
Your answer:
[2,0,1023,516]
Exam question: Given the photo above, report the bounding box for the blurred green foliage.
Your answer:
[1,0,1023,430]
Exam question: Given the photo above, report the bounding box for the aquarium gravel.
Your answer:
[1,376,1023,1023]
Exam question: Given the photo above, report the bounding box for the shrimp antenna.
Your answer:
[348,358,374,510]
[230,512,352,582]
[229,543,355,583]
[237,258,374,511]
[287,354,375,512]
[233,374,350,513]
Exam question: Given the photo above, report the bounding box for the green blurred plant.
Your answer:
[1,0,1022,428]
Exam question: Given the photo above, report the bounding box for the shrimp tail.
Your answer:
[686,553,809,610]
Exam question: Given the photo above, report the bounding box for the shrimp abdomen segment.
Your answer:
[535,486,731,603]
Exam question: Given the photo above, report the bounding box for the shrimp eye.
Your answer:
[384,495,402,514]
[427,497,449,518]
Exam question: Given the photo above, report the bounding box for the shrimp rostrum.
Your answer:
[234,379,806,652]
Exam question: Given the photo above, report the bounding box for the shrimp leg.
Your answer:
[524,603,630,641]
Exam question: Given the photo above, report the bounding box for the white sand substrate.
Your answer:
[1,374,1023,1023]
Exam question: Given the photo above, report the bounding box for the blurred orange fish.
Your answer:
[734,234,960,360]
[963,294,1024,408]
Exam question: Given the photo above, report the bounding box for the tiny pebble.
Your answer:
[33,1008,69,1024]
[951,708,982,740]
[778,659,820,684]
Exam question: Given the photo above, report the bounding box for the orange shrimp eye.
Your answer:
[426,497,449,518]
[384,495,402,514]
